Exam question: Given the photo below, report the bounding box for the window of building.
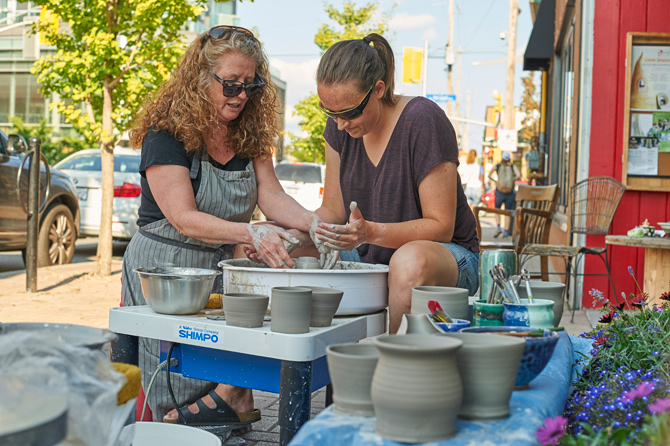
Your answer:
[551,19,575,213]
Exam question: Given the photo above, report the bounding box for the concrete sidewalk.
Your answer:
[0,216,596,445]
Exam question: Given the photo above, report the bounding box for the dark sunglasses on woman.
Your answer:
[208,25,257,41]
[318,84,374,120]
[212,73,265,98]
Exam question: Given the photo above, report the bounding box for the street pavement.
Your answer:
[0,214,596,445]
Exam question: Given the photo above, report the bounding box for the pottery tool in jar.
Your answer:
[427,300,453,323]
[521,268,534,303]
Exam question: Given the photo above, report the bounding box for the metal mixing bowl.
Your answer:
[134,267,222,315]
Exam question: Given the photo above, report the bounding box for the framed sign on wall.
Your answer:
[622,32,670,191]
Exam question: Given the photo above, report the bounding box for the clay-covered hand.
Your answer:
[309,218,339,270]
[315,202,369,252]
[246,224,300,269]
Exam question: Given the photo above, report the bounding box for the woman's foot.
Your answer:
[163,384,254,422]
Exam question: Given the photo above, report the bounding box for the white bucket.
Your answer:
[119,422,221,446]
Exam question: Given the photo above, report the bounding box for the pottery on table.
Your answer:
[460,326,560,389]
[270,287,312,334]
[326,342,379,417]
[410,286,469,320]
[516,281,566,327]
[503,299,555,329]
[441,332,524,420]
[466,296,478,324]
[222,293,269,328]
[304,286,343,327]
[397,313,444,335]
[473,299,504,327]
[294,257,321,269]
[436,319,471,332]
[371,334,463,443]
[479,249,517,305]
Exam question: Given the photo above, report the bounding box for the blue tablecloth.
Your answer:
[290,333,594,446]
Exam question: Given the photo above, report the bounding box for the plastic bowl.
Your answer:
[459,326,560,389]
[436,319,471,332]
[134,267,221,315]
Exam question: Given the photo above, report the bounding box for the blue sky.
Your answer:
[237,0,536,151]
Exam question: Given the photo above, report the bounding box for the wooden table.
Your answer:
[606,235,670,305]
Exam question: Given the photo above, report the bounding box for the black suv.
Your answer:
[0,130,80,266]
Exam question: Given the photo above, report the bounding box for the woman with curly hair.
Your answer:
[122,25,322,429]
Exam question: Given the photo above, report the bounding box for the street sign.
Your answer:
[498,128,518,152]
[427,94,456,103]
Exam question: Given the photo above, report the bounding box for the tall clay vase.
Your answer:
[222,293,269,328]
[371,334,464,443]
[516,281,566,327]
[326,342,379,417]
[411,286,469,320]
[305,286,343,327]
[441,332,525,420]
[396,313,444,335]
[270,287,312,334]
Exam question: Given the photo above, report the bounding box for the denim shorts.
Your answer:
[339,242,480,296]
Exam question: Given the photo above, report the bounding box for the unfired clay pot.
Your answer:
[326,342,379,417]
[294,257,321,269]
[222,293,269,328]
[270,286,312,334]
[516,281,566,327]
[371,334,463,443]
[396,313,444,335]
[441,332,525,420]
[411,286,469,320]
[305,286,343,327]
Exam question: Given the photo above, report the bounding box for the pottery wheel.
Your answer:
[0,376,68,446]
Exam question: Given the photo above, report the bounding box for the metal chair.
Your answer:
[520,176,625,318]
[473,184,560,279]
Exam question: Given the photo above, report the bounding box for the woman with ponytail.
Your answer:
[311,33,480,333]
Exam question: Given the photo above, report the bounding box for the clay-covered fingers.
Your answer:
[320,250,339,270]
[246,224,297,268]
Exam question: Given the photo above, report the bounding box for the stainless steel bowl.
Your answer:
[134,267,222,315]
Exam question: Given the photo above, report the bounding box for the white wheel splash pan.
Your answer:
[219,259,389,316]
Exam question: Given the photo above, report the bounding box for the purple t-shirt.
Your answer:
[324,96,479,265]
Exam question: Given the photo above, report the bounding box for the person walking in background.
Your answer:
[459,149,486,210]
[488,151,520,238]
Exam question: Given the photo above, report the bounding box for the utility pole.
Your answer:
[504,0,519,130]
[455,48,462,140]
[463,90,471,151]
[446,0,454,116]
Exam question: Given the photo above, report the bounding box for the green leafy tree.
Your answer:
[518,72,540,144]
[10,117,89,165]
[286,1,394,162]
[29,0,204,276]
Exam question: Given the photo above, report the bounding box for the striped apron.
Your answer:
[121,152,257,420]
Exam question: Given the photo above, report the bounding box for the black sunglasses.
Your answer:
[319,84,375,120]
[212,73,265,98]
[208,25,257,41]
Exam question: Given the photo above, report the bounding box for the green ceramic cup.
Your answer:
[479,249,518,303]
[473,299,504,327]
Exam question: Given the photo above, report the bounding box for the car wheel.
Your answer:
[37,204,76,266]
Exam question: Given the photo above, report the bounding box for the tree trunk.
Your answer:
[96,80,115,277]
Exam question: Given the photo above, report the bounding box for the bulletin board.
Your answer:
[622,32,670,191]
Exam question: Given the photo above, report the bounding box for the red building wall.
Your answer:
[585,0,670,306]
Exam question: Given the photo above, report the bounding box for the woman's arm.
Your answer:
[316,161,459,250]
[315,142,348,224]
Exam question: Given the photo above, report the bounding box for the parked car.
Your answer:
[55,147,141,241]
[0,130,80,266]
[274,162,326,212]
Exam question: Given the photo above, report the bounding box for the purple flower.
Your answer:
[621,381,655,402]
[536,415,567,445]
[628,266,635,276]
[649,398,670,414]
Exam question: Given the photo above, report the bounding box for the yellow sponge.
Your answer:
[112,362,141,405]
[204,293,223,309]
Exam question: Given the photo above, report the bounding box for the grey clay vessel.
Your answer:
[222,293,269,328]
[304,286,343,327]
[270,286,312,334]
[411,286,469,320]
[326,342,379,417]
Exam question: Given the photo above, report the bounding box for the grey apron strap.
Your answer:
[189,155,201,180]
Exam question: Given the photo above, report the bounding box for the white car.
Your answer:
[55,147,141,240]
[275,162,326,211]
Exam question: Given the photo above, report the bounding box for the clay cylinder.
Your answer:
[294,257,321,269]
[222,293,269,328]
[304,286,343,327]
[516,281,566,327]
[270,286,312,334]
[371,334,463,443]
[442,332,524,420]
[411,286,469,320]
[326,342,379,417]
